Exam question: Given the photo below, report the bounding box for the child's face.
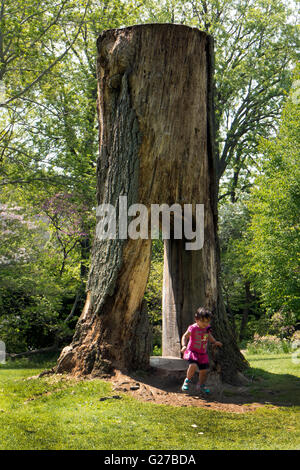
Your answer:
[196,317,210,328]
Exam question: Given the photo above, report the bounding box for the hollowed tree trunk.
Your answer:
[56,24,248,383]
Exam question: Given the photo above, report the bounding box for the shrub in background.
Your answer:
[246,333,292,354]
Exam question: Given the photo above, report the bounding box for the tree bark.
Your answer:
[56,24,248,383]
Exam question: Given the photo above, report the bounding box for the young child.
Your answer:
[181,307,222,394]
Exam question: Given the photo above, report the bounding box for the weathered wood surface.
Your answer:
[56,24,247,383]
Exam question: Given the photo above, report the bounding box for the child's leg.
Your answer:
[186,363,198,380]
[198,368,208,385]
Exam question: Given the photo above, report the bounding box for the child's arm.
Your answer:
[181,329,191,353]
[208,332,222,347]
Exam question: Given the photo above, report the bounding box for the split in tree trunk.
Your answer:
[56,24,248,383]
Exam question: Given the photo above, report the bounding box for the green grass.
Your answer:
[244,353,300,406]
[0,353,299,450]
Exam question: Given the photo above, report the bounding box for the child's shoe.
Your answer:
[181,378,192,391]
[196,383,210,394]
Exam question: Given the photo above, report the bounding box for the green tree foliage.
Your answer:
[0,0,298,351]
[0,203,80,352]
[244,69,300,319]
[0,0,142,352]
[1,0,298,198]
[0,1,91,188]
[144,239,164,349]
[218,199,257,338]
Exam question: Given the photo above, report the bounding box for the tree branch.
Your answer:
[0,1,90,108]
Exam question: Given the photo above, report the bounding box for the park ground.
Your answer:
[0,352,299,450]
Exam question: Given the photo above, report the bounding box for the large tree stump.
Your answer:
[56,24,247,383]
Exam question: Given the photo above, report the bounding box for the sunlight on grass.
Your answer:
[245,353,300,376]
[0,353,299,450]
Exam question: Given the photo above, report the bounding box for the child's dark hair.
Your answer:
[195,307,212,321]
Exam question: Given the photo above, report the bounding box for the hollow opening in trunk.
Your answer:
[144,238,164,357]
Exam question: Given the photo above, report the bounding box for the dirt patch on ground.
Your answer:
[35,366,274,413]
[101,369,266,414]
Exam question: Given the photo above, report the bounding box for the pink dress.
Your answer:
[183,323,211,365]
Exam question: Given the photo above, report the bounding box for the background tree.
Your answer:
[244,69,300,322]
[141,0,298,199]
[144,239,164,353]
[0,0,298,357]
[0,203,71,353]
[0,0,146,354]
[217,67,300,343]
[218,199,259,341]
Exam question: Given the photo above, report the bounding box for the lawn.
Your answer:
[0,353,299,450]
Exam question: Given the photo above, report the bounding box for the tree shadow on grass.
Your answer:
[120,359,300,409]
[239,366,300,407]
[1,353,300,410]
